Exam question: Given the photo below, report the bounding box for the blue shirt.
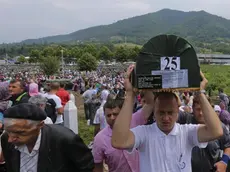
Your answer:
[0,112,4,122]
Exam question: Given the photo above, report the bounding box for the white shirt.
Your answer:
[43,93,63,124]
[16,131,41,172]
[82,89,97,103]
[179,105,192,113]
[93,100,107,130]
[101,89,109,101]
[188,96,194,106]
[129,123,207,172]
[44,117,53,124]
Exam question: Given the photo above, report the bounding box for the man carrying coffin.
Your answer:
[111,65,223,172]
[0,103,94,172]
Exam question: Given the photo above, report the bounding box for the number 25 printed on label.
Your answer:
[161,57,180,70]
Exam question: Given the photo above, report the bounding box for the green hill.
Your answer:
[21,9,230,45]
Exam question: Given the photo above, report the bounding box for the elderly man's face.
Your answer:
[4,119,43,146]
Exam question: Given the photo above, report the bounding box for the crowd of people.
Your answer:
[89,66,230,172]
[0,64,230,172]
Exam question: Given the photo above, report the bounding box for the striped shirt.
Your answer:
[16,131,41,172]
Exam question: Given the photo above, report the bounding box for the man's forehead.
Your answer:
[4,118,27,127]
[155,96,178,104]
[10,82,20,85]
[112,107,121,111]
[155,98,179,109]
[193,103,201,109]
[105,107,120,112]
[156,105,177,111]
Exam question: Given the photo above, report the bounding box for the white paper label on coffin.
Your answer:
[151,70,188,88]
[161,57,180,70]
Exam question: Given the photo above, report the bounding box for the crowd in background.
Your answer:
[0,65,230,172]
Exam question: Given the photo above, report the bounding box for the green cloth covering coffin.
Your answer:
[131,34,200,91]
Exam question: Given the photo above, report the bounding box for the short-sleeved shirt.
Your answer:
[101,89,110,101]
[56,88,70,106]
[129,123,207,172]
[92,110,146,172]
[93,126,139,172]
[130,109,147,128]
[93,101,107,130]
[82,89,97,103]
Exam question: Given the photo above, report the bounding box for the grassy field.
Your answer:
[73,93,94,145]
[78,112,94,145]
[201,64,230,95]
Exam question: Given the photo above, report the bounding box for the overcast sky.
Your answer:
[0,0,230,43]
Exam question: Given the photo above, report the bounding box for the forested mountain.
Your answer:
[20,9,230,45]
[1,8,230,58]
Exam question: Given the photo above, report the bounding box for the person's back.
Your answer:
[43,82,63,125]
[82,88,96,103]
[44,98,57,123]
[28,95,54,124]
[56,83,70,107]
[93,101,108,134]
[219,88,229,109]
[219,110,230,128]
[101,85,110,102]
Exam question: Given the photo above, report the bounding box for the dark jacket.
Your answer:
[1,124,94,172]
[10,92,30,106]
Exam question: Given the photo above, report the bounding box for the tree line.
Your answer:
[1,43,140,61]
[2,43,141,72]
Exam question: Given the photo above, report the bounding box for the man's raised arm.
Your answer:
[197,71,223,142]
[111,65,136,149]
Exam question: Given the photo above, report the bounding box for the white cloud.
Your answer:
[0,0,229,43]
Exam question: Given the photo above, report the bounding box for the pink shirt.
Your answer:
[93,109,146,172]
[131,109,147,128]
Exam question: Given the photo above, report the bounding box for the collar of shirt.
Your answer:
[104,126,112,137]
[100,100,106,107]
[155,123,179,137]
[15,130,42,155]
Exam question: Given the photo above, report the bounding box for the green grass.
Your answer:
[201,64,230,95]
[201,64,230,71]
[78,113,94,145]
